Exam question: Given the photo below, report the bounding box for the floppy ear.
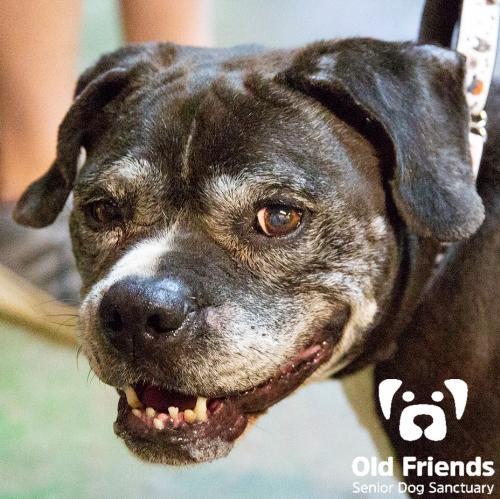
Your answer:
[14,43,177,228]
[279,39,485,242]
[13,67,135,228]
[14,41,170,228]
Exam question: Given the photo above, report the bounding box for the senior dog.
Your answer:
[13,37,499,492]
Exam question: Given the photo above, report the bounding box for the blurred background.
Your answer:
[79,0,424,67]
[0,1,497,498]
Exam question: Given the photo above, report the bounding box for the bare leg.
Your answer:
[0,1,82,301]
[120,0,213,46]
[0,0,81,201]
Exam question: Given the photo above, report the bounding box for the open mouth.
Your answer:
[113,337,335,463]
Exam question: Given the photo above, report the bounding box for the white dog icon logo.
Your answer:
[378,379,468,441]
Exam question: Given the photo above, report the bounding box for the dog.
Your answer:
[13,38,499,492]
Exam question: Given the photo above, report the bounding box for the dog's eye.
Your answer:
[85,200,123,228]
[256,205,302,237]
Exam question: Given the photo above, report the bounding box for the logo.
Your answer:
[378,379,468,441]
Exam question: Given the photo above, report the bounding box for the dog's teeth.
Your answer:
[168,406,179,419]
[124,386,143,409]
[194,396,208,422]
[132,408,142,418]
[173,413,184,428]
[184,409,196,424]
[157,413,169,423]
[153,418,165,430]
[145,407,156,418]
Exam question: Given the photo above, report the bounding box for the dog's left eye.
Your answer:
[84,199,123,228]
[256,205,303,237]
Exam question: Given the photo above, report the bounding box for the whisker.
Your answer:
[44,313,79,319]
[76,345,83,369]
[87,369,98,385]
[35,298,80,306]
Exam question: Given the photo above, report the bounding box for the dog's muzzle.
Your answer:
[91,274,341,464]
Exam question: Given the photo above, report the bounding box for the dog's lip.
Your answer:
[112,336,334,459]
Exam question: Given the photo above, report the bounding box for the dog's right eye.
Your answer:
[84,199,123,229]
[255,205,303,237]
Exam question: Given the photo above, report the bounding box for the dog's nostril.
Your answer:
[107,309,123,332]
[101,306,124,333]
[146,312,178,335]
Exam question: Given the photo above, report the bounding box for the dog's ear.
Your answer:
[13,45,164,228]
[13,68,133,228]
[278,39,485,242]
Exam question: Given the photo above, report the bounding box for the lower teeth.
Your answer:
[183,409,196,424]
[145,407,156,418]
[125,389,209,429]
[130,406,207,429]
[153,418,165,430]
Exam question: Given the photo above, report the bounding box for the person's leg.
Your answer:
[120,0,213,46]
[0,1,82,301]
[0,0,81,201]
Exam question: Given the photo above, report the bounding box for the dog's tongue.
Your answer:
[139,385,197,413]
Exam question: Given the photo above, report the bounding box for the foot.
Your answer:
[0,202,81,303]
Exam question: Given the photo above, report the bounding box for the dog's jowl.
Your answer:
[13,36,499,491]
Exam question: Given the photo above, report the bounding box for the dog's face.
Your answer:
[14,40,484,464]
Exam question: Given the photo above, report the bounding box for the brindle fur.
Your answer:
[13,39,498,484]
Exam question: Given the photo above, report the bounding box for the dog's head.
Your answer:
[14,39,483,464]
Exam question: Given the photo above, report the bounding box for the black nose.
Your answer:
[98,276,197,352]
